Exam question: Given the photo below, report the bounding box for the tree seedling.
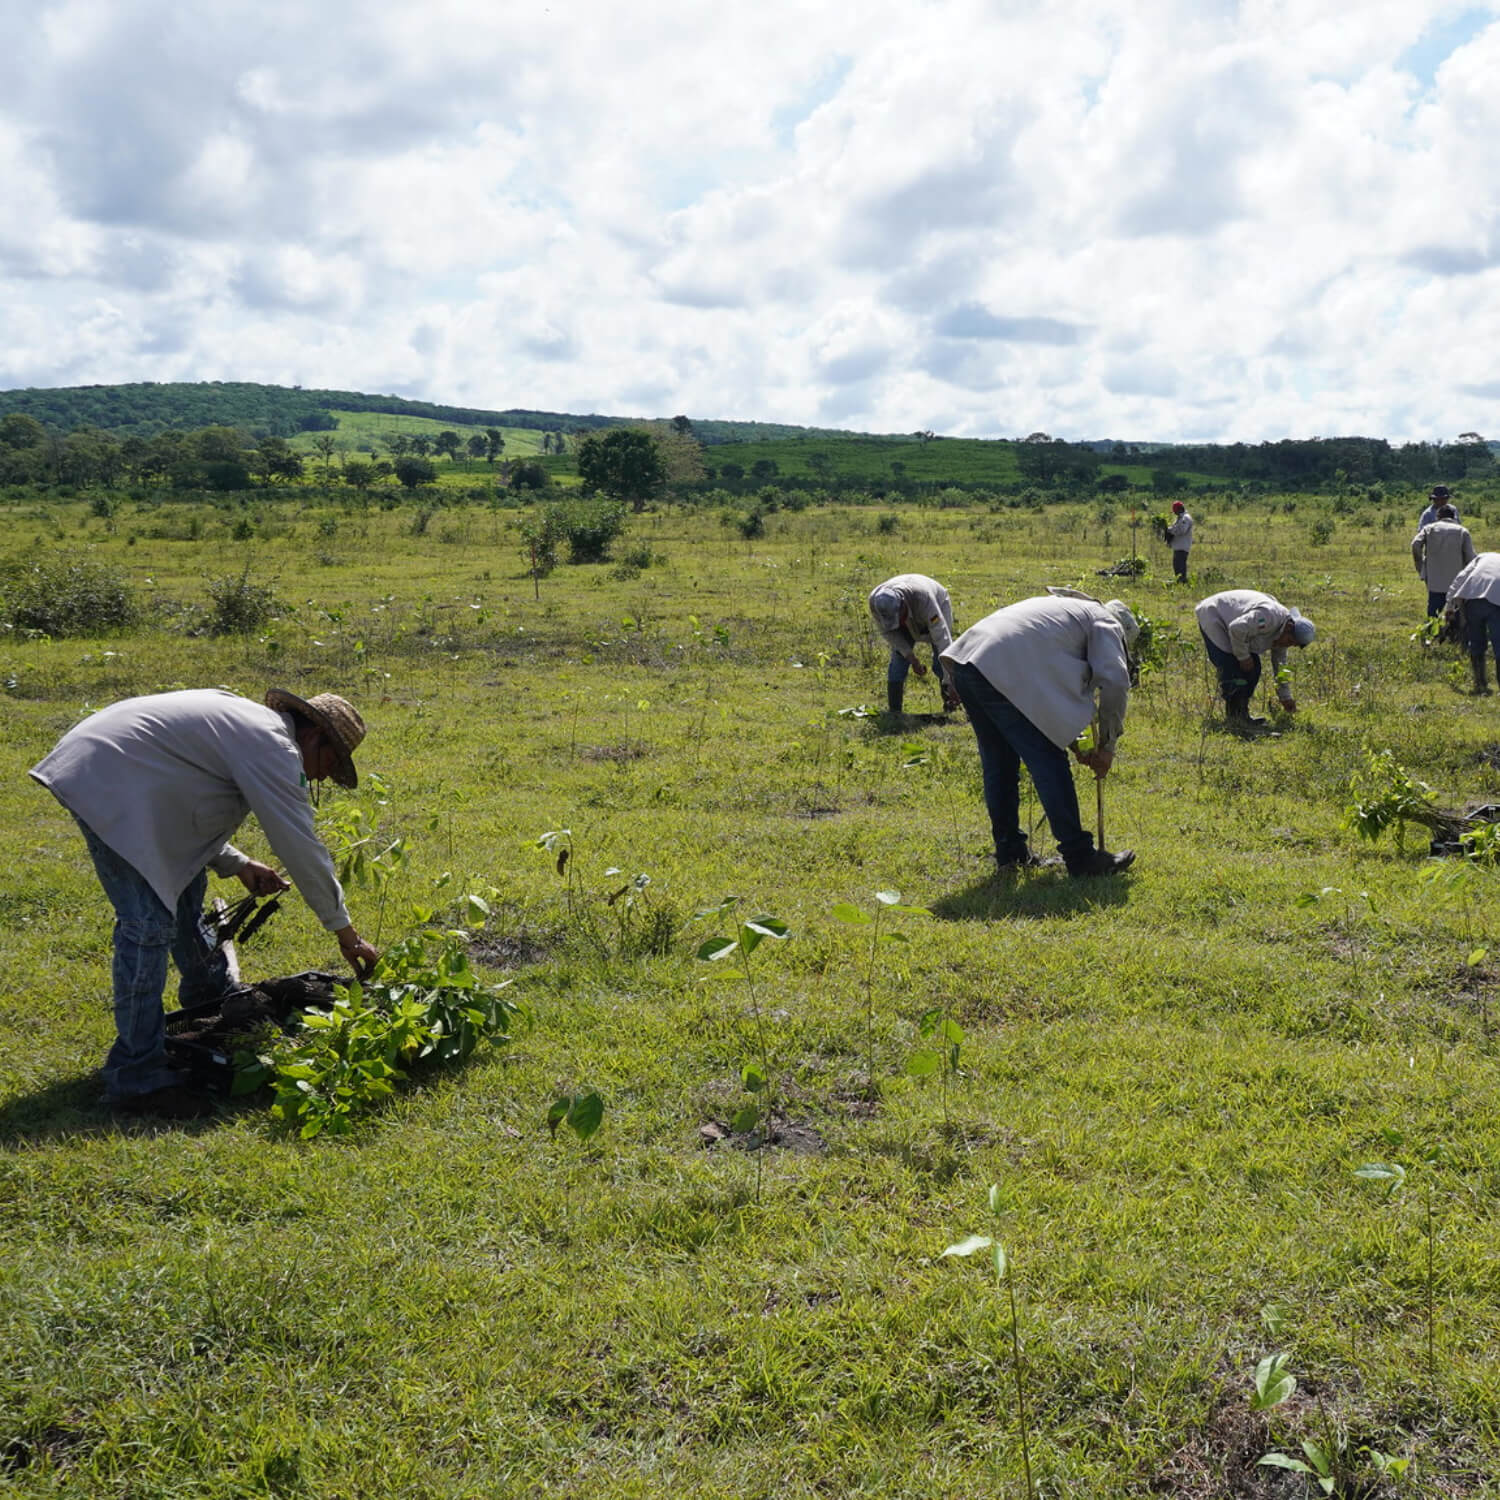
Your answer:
[547,1090,605,1143]
[941,1184,1035,1500]
[908,1006,964,1132]
[831,888,931,1098]
[693,897,791,1201]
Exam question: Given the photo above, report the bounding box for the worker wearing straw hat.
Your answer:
[31,687,379,1118]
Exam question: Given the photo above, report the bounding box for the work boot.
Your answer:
[1066,848,1136,878]
[1472,657,1491,696]
[886,681,904,717]
[1225,691,1267,730]
[995,842,1040,872]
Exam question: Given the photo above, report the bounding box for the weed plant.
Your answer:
[6,493,1500,1493]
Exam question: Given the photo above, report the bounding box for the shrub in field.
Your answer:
[553,499,627,563]
[206,567,279,635]
[0,553,137,636]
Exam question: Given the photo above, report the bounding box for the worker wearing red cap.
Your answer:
[1164,501,1193,583]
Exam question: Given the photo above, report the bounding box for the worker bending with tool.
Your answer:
[31,687,379,1118]
[941,590,1138,877]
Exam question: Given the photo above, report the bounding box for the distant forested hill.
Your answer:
[0,381,851,445]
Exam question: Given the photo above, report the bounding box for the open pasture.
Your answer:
[3,491,1500,1496]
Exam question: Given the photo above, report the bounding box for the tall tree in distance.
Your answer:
[434,430,462,463]
[575,428,666,513]
[483,427,505,464]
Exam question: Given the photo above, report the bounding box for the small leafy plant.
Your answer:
[941,1185,1035,1500]
[547,1090,605,1142]
[908,1006,964,1131]
[831,888,931,1098]
[693,897,791,1201]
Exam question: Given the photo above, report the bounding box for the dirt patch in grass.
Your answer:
[698,1114,827,1154]
[468,932,548,969]
[581,742,647,762]
[1,1421,92,1476]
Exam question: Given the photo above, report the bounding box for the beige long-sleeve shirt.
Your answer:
[1195,589,1296,703]
[941,594,1131,752]
[869,574,955,660]
[1412,521,1476,593]
[1447,552,1500,605]
[31,688,351,930]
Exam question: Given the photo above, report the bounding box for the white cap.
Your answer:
[1290,610,1316,647]
[869,588,902,631]
[1104,599,1141,648]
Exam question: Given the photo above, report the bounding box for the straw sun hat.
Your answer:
[265,689,366,788]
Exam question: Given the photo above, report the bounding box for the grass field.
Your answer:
[288,409,552,462]
[4,490,1500,1496]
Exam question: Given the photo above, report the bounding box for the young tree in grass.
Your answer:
[466,434,487,465]
[484,427,506,464]
[576,428,666,513]
[394,455,438,490]
[434,430,461,463]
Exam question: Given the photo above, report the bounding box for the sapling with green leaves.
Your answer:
[547,1090,605,1143]
[908,1006,964,1132]
[1356,1135,1449,1395]
[941,1184,1035,1500]
[692,897,791,1201]
[830,888,931,1098]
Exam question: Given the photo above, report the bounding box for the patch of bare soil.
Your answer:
[468,933,547,970]
[581,743,647,762]
[1,1421,91,1476]
[698,1114,827,1154]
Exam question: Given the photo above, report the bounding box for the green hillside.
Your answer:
[0,381,848,447]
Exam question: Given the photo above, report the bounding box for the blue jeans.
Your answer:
[951,662,1092,862]
[887,644,943,685]
[75,819,230,1101]
[1427,590,1446,619]
[1468,598,1500,670]
[1201,629,1260,702]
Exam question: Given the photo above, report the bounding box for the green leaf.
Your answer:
[832,902,872,925]
[730,1103,760,1133]
[1301,1438,1334,1477]
[939,1017,965,1045]
[941,1234,993,1258]
[744,915,789,940]
[566,1091,604,1141]
[546,1096,570,1136]
[992,1243,1008,1279]
[1354,1161,1406,1189]
[1469,946,1489,966]
[895,904,933,917]
[697,937,739,962]
[875,889,901,905]
[741,1062,767,1093]
[987,1183,1001,1215]
[878,931,909,945]
[1251,1351,1296,1411]
[1258,1453,1313,1475]
[906,1050,941,1077]
[917,1007,942,1037]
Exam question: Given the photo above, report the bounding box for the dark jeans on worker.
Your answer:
[1200,629,1260,702]
[1172,549,1189,582]
[951,662,1092,863]
[1467,598,1500,670]
[1427,590,1446,619]
[886,643,943,685]
[75,818,230,1101]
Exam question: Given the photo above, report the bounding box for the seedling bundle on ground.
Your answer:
[7,489,1500,1495]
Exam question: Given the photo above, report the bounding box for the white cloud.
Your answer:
[3,0,1500,441]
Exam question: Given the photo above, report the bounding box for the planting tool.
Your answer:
[1096,771,1105,851]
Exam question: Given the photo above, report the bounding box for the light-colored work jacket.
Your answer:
[1412,521,1476,594]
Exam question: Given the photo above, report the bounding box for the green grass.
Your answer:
[3,492,1499,1494]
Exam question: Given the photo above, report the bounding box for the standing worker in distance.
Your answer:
[941,592,1138,877]
[1419,484,1461,529]
[1411,503,1475,618]
[1163,500,1193,583]
[31,687,380,1119]
[1195,589,1315,728]
[868,573,960,716]
[1444,552,1500,694]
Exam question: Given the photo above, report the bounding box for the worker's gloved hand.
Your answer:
[1277,698,1298,714]
[941,683,961,713]
[238,861,290,896]
[909,659,928,678]
[336,926,380,979]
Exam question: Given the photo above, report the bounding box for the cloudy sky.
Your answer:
[4,0,1500,443]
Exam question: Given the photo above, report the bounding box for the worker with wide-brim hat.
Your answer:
[31,686,380,1119]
